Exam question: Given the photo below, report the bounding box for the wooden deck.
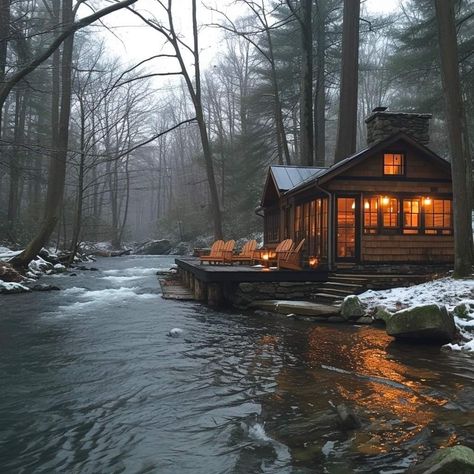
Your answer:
[175,258,329,283]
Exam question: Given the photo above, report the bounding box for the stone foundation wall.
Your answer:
[230,281,323,308]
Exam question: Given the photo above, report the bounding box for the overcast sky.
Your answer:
[92,0,400,89]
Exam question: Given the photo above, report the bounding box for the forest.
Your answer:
[0,0,472,267]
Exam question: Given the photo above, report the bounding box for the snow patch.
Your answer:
[0,279,30,293]
[359,276,474,352]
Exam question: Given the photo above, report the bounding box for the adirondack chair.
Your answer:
[199,240,224,264]
[229,239,257,265]
[201,240,235,265]
[254,239,293,266]
[278,239,305,270]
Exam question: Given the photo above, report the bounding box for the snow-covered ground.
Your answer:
[359,276,474,352]
[0,246,80,294]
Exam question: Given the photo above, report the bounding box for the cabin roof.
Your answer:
[270,165,327,192]
[284,131,451,195]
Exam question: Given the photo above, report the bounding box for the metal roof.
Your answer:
[270,166,327,192]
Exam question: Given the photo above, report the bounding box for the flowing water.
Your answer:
[0,255,473,473]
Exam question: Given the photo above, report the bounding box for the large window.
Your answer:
[363,197,378,234]
[403,199,420,234]
[381,197,399,229]
[384,153,405,175]
[294,198,329,261]
[363,195,452,236]
[424,199,452,235]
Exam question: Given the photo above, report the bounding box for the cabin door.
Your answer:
[335,197,359,262]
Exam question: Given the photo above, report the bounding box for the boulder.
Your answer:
[374,305,392,324]
[386,304,457,343]
[135,239,172,255]
[407,445,474,474]
[0,260,23,283]
[340,295,365,320]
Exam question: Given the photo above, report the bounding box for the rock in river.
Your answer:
[340,295,365,320]
[135,239,172,255]
[407,445,474,474]
[386,304,457,343]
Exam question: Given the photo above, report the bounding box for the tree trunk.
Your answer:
[191,0,223,239]
[299,0,313,166]
[435,0,473,277]
[334,0,360,163]
[11,0,74,268]
[7,89,27,235]
[314,0,326,167]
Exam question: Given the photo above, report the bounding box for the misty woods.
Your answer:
[0,0,472,272]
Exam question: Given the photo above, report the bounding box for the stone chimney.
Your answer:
[365,108,432,147]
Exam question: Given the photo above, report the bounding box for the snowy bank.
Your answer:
[359,276,474,352]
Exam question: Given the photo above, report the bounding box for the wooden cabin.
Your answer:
[260,111,454,270]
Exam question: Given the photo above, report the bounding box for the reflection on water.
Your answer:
[0,256,473,473]
[260,324,474,472]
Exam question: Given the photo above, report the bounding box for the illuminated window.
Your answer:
[381,197,399,228]
[424,199,452,235]
[403,199,420,234]
[384,153,405,175]
[363,197,378,234]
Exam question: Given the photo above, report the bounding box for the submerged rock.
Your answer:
[407,445,474,474]
[335,404,361,430]
[29,284,61,292]
[340,295,365,320]
[386,304,457,343]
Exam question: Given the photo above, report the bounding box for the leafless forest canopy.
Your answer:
[0,0,472,253]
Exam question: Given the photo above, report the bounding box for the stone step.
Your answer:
[313,292,344,304]
[249,300,340,317]
[334,273,428,279]
[329,275,369,284]
[318,287,357,296]
[322,281,364,290]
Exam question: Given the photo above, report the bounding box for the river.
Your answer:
[0,255,473,473]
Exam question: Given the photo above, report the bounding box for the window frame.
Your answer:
[362,194,453,236]
[383,152,406,177]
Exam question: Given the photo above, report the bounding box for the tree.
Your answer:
[131,0,223,239]
[10,0,137,267]
[334,0,360,163]
[434,0,473,277]
[287,0,313,165]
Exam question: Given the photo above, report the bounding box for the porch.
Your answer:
[174,258,436,308]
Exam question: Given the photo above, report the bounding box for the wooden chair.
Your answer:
[199,240,224,264]
[254,239,293,266]
[201,240,235,265]
[278,239,305,270]
[229,239,257,265]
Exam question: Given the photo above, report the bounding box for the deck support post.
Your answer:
[207,283,224,307]
[193,277,207,301]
